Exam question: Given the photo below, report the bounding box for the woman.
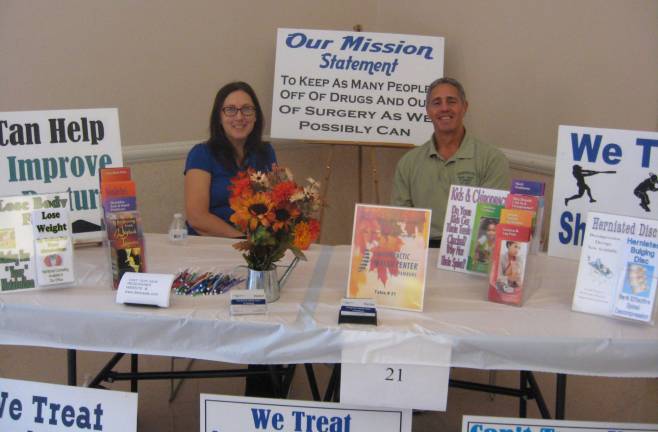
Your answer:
[185,81,276,237]
[184,82,281,397]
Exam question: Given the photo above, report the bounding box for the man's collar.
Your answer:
[428,128,474,161]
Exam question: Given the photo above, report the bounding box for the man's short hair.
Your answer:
[426,77,467,104]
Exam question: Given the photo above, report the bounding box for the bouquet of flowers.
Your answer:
[229,165,321,271]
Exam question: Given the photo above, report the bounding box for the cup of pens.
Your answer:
[171,269,244,296]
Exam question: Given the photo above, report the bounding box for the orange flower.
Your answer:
[271,181,298,204]
[293,219,320,250]
[230,192,274,231]
[228,170,253,199]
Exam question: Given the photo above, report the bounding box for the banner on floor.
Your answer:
[0,377,137,431]
[462,415,658,432]
[548,125,658,260]
[201,394,412,432]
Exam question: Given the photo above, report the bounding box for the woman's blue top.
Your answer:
[184,142,277,235]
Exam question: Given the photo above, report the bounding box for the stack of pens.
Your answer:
[172,268,244,296]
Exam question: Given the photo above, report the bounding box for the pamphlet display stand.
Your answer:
[99,167,147,289]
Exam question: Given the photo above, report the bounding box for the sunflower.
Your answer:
[230,192,275,231]
[271,202,301,232]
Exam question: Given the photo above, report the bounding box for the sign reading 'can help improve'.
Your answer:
[271,28,444,145]
[0,108,123,241]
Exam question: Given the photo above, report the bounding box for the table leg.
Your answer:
[324,364,341,402]
[304,364,321,401]
[131,354,138,393]
[519,371,528,418]
[556,374,567,419]
[67,349,77,386]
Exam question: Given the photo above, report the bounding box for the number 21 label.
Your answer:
[340,363,450,411]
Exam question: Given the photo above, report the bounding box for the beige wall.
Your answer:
[1,0,657,243]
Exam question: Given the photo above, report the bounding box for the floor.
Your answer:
[1,346,657,431]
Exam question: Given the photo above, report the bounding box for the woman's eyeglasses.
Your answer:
[222,106,256,117]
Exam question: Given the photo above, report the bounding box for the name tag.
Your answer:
[116,273,173,308]
[339,298,377,325]
[230,289,267,315]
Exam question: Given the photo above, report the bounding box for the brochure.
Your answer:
[347,204,431,311]
[32,208,74,286]
[573,211,658,323]
[487,209,533,306]
[438,185,508,275]
[106,211,146,289]
[510,179,545,253]
[466,202,503,274]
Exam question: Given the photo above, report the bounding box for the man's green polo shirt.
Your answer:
[391,131,510,239]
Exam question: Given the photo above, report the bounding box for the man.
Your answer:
[391,77,510,247]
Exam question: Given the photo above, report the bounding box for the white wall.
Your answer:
[1,0,657,241]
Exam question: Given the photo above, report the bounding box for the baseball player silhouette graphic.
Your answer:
[634,173,658,212]
[564,164,616,206]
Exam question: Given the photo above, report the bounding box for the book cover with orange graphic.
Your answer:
[346,204,431,311]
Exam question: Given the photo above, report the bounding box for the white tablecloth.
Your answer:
[1,234,656,377]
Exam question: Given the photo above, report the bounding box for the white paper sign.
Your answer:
[116,272,173,308]
[271,28,444,144]
[0,377,137,432]
[201,394,411,432]
[549,125,658,260]
[0,108,124,241]
[462,415,658,432]
[340,362,450,411]
[32,208,75,286]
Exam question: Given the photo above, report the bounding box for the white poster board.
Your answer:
[548,125,658,260]
[271,28,444,145]
[201,394,411,432]
[462,415,658,432]
[0,377,137,432]
[0,108,123,241]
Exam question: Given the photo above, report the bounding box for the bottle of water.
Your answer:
[168,213,188,244]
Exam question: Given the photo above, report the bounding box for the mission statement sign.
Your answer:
[271,28,444,145]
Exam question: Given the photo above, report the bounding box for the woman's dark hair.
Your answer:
[207,81,266,170]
